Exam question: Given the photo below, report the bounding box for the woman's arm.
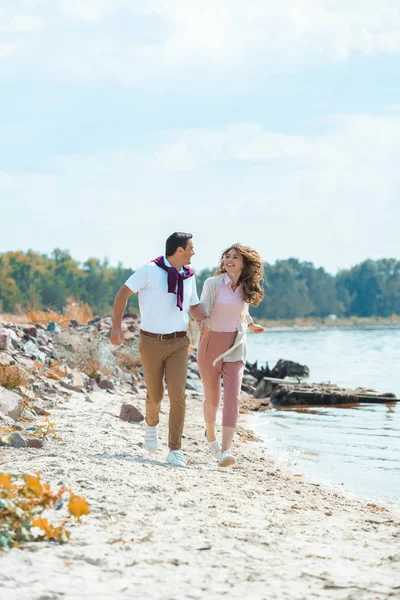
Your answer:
[244,304,264,334]
[248,321,264,334]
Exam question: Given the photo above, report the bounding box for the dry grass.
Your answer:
[76,357,102,380]
[64,298,93,325]
[74,334,113,380]
[115,350,141,374]
[0,313,29,325]
[27,310,70,329]
[26,299,94,329]
[45,363,69,380]
[0,366,31,390]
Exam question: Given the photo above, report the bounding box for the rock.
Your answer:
[16,355,36,371]
[56,385,73,397]
[69,319,79,328]
[23,326,37,338]
[0,432,28,448]
[97,378,115,391]
[122,312,138,320]
[186,379,203,392]
[113,366,124,378]
[86,378,96,392]
[60,371,86,392]
[0,411,15,428]
[0,332,10,350]
[23,340,46,364]
[10,433,27,448]
[47,321,61,333]
[0,353,15,367]
[0,386,23,420]
[98,342,115,371]
[18,386,36,401]
[26,438,44,449]
[88,317,101,326]
[33,404,51,416]
[123,330,135,341]
[119,403,144,422]
[188,365,200,377]
[37,344,53,355]
[41,383,57,395]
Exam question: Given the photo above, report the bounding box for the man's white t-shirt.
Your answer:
[124,258,200,334]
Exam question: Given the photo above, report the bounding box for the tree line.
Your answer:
[1,250,400,320]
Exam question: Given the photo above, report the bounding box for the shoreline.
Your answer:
[1,388,399,599]
[244,410,400,512]
[260,323,400,332]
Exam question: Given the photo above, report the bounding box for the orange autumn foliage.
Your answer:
[0,472,90,550]
[27,299,93,329]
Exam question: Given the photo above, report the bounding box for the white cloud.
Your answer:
[0,1,400,85]
[0,12,43,33]
[1,113,399,272]
[0,42,23,59]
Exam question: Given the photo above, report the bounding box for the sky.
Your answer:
[1,0,400,273]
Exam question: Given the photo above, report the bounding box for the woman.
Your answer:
[197,244,265,468]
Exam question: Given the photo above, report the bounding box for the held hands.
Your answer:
[198,316,212,337]
[110,327,124,346]
[248,322,264,334]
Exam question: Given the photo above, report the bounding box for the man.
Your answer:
[110,232,207,467]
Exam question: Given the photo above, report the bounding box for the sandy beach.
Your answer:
[1,387,399,600]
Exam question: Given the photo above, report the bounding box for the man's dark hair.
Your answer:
[165,232,193,257]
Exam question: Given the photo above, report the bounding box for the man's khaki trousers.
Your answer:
[139,333,190,450]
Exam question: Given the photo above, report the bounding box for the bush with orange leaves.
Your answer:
[0,472,90,550]
[27,298,94,329]
[27,309,70,329]
[64,298,93,325]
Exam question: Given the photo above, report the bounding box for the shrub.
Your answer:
[27,310,69,329]
[64,298,93,325]
[0,366,30,390]
[0,472,90,550]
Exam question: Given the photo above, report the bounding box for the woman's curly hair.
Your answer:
[215,243,264,307]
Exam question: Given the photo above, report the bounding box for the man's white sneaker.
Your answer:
[145,425,158,453]
[167,450,186,467]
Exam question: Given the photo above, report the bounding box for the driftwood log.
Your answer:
[269,382,398,407]
[246,359,310,383]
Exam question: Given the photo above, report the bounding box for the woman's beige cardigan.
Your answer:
[200,275,254,367]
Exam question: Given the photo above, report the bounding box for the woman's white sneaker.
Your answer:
[145,425,158,453]
[218,450,235,468]
[167,450,186,467]
[205,433,221,459]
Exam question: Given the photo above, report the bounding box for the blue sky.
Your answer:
[1,0,400,273]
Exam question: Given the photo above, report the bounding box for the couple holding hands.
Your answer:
[110,232,264,468]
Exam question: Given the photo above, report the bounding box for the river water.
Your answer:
[246,329,400,502]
